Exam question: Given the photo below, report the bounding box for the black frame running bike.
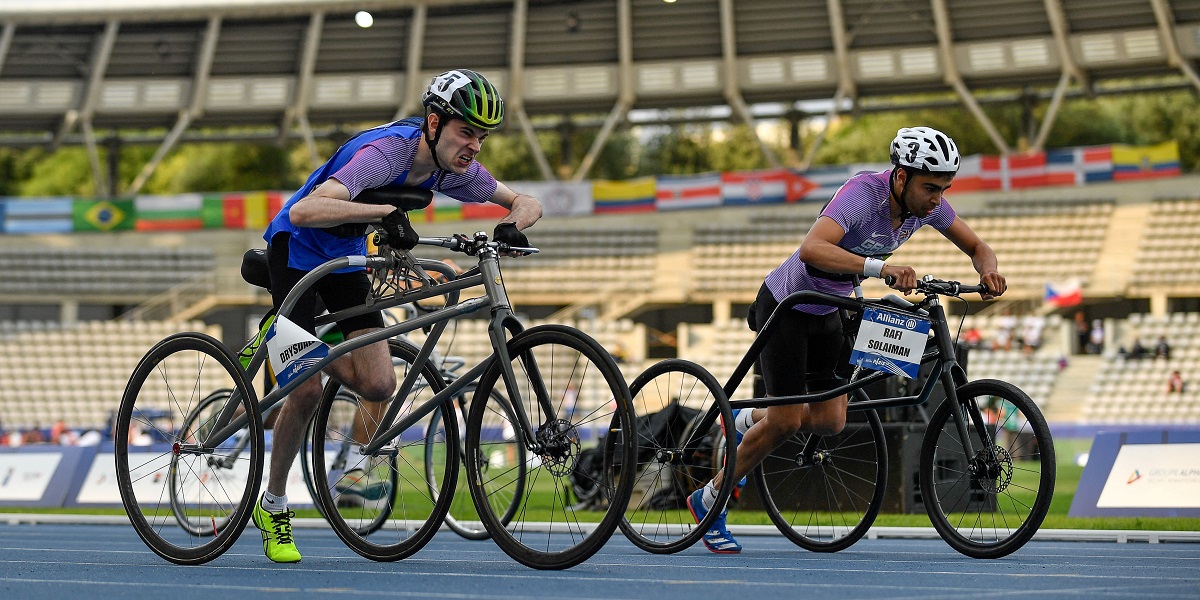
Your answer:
[617,275,1054,559]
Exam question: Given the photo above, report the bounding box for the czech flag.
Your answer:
[1044,279,1082,308]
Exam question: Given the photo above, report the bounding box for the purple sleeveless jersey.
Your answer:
[763,170,957,314]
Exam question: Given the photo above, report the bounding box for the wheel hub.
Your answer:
[969,445,1013,494]
[536,419,580,477]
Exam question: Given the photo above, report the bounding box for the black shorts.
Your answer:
[267,232,384,336]
[749,282,844,397]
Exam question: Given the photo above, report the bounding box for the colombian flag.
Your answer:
[592,177,656,214]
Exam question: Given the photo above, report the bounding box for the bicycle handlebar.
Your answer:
[416,234,540,256]
[883,274,991,296]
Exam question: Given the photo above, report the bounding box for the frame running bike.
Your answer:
[618,275,1054,559]
[116,230,637,569]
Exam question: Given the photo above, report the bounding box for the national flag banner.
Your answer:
[427,192,463,222]
[792,166,854,203]
[202,195,224,228]
[510,181,592,217]
[267,191,288,222]
[461,198,509,221]
[1044,146,1114,186]
[1112,141,1181,181]
[1,198,74,234]
[1043,148,1080,187]
[243,191,271,230]
[72,198,134,232]
[952,154,1003,192]
[1044,278,1083,308]
[654,173,722,211]
[222,194,247,228]
[134,194,206,231]
[721,169,789,206]
[1005,152,1047,189]
[1079,145,1113,183]
[592,177,657,214]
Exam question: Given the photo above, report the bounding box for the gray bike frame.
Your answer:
[197,236,555,458]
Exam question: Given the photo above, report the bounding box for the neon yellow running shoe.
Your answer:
[252,496,302,563]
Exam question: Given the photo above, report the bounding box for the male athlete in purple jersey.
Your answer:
[252,69,542,563]
[688,127,1006,554]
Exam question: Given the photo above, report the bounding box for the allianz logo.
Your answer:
[874,310,918,330]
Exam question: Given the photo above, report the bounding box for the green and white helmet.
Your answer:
[422,69,504,130]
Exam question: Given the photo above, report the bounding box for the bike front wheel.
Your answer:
[616,359,735,554]
[117,332,262,565]
[310,339,456,561]
[754,405,886,553]
[465,324,636,570]
[920,379,1055,559]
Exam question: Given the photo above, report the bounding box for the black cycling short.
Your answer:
[749,282,844,397]
[267,231,384,336]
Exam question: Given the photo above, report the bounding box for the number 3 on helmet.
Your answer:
[421,69,505,131]
[890,126,959,174]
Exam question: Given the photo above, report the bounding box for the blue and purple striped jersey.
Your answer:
[265,119,499,271]
[764,169,957,314]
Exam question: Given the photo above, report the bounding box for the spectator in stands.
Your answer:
[50,420,77,446]
[992,310,1016,351]
[1020,314,1044,355]
[1155,336,1171,360]
[689,126,1006,554]
[252,69,541,564]
[1073,311,1090,355]
[1120,337,1149,360]
[1088,319,1105,354]
[1167,370,1185,394]
[963,326,984,349]
[22,426,46,445]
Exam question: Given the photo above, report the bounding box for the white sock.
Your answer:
[702,481,718,510]
[735,409,756,435]
[262,491,287,513]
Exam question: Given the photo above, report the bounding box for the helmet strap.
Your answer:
[890,167,915,221]
[423,109,449,174]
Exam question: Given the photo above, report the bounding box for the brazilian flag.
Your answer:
[73,199,135,232]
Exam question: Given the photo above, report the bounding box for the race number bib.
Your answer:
[849,307,930,378]
[427,70,472,102]
[266,315,330,388]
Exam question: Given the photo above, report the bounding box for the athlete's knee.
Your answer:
[805,411,847,436]
[758,411,804,441]
[356,370,397,404]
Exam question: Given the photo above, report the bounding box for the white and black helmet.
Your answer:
[890,126,960,173]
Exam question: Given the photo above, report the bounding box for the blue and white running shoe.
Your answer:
[687,488,742,554]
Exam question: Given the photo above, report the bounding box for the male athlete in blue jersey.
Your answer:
[688,127,1007,554]
[253,69,542,563]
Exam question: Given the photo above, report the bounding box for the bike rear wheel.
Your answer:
[117,332,262,565]
[754,406,886,552]
[920,379,1055,559]
[465,324,636,570]
[616,359,735,554]
[310,339,456,561]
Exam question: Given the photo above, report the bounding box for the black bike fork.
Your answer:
[927,300,994,460]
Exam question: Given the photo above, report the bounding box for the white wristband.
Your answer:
[863,258,886,278]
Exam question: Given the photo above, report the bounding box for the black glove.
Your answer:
[493,222,529,249]
[380,209,419,250]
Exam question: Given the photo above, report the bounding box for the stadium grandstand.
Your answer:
[2,0,1200,441]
